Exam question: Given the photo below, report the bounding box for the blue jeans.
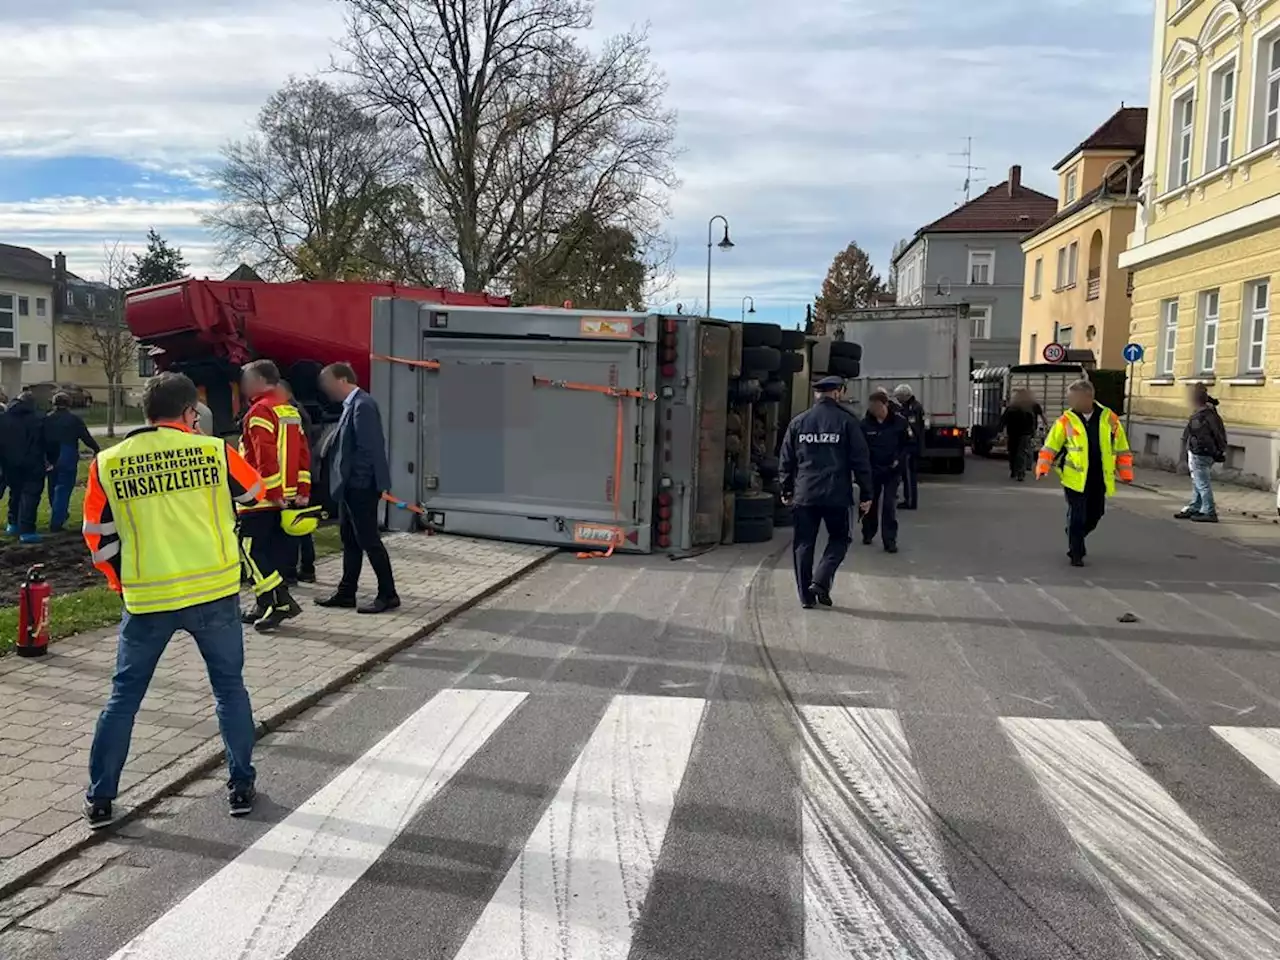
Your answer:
[88,595,256,801]
[48,443,78,530]
[1187,452,1216,516]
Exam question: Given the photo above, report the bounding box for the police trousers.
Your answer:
[792,505,852,602]
[862,471,899,546]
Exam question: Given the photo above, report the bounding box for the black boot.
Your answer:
[253,586,303,633]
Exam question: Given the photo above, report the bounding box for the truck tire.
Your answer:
[952,455,966,475]
[734,514,775,543]
[727,467,751,491]
[761,379,787,402]
[726,412,743,434]
[741,346,782,373]
[830,340,862,361]
[827,356,860,378]
[735,491,774,520]
[779,352,804,374]
[755,455,780,478]
[742,323,783,348]
[779,329,806,351]
[730,378,762,404]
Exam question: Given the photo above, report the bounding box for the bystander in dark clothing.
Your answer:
[999,391,1045,481]
[1,394,49,542]
[315,363,399,614]
[1178,389,1227,522]
[860,392,912,552]
[780,376,874,609]
[42,394,99,532]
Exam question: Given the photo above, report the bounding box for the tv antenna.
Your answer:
[949,136,985,203]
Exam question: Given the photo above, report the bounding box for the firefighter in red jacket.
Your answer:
[237,359,310,632]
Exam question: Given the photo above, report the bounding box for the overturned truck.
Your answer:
[372,300,843,554]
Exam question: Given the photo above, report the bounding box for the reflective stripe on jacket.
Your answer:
[1035,404,1133,495]
[238,390,312,511]
[82,423,265,614]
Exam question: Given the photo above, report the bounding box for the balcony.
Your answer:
[1086,271,1100,301]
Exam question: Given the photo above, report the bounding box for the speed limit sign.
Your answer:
[1042,342,1067,363]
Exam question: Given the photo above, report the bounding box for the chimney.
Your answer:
[1008,165,1021,196]
[54,251,66,278]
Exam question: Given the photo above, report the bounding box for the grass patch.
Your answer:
[0,585,122,655]
[80,406,144,427]
[312,523,342,557]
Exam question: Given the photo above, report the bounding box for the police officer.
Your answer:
[779,375,874,609]
[892,384,925,510]
[860,389,912,553]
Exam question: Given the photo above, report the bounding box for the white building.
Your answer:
[0,244,56,398]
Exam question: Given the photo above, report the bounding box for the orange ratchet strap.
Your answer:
[372,353,656,559]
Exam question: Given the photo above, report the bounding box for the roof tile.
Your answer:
[1053,106,1147,170]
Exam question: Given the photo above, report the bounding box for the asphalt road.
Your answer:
[15,458,1280,960]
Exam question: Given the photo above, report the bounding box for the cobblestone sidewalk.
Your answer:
[1130,465,1276,516]
[0,532,552,897]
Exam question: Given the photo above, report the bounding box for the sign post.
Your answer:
[1042,342,1067,363]
[1121,342,1144,437]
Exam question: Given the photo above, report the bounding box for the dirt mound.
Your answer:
[0,536,101,606]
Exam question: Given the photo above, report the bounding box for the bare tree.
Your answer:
[207,77,437,282]
[59,244,136,437]
[338,0,678,292]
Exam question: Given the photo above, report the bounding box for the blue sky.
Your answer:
[0,0,1154,328]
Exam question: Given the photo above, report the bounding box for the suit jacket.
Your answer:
[331,388,391,499]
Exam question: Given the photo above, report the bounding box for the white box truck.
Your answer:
[828,305,972,473]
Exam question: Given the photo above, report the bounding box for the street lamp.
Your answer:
[706,215,733,318]
[741,296,755,321]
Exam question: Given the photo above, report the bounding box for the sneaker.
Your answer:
[84,799,114,830]
[1175,509,1196,519]
[801,598,816,610]
[315,593,357,609]
[809,583,832,607]
[1190,512,1219,523]
[3,523,16,536]
[228,784,255,817]
[18,533,41,545]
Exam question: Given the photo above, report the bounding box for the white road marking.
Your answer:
[109,688,527,960]
[452,694,705,960]
[1214,725,1280,786]
[1004,717,1280,959]
[800,705,981,959]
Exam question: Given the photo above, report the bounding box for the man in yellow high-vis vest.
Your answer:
[81,372,267,828]
[1035,378,1134,566]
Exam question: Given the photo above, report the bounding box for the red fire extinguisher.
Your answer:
[17,565,51,658]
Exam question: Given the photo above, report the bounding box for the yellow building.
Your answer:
[1020,107,1147,368]
[1120,0,1280,484]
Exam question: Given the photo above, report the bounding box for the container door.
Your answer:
[691,323,731,545]
[419,335,652,551]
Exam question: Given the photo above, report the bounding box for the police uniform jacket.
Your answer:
[898,396,926,455]
[779,398,874,507]
[862,410,912,474]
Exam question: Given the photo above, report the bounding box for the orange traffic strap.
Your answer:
[372,353,657,558]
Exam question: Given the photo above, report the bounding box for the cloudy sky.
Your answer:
[1,0,1153,327]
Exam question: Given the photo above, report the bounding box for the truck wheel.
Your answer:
[741,346,782,372]
[827,356,860,378]
[730,378,762,404]
[755,455,780,478]
[727,467,751,491]
[726,412,743,434]
[742,323,783,348]
[734,515,775,543]
[735,491,774,520]
[761,379,787,402]
[830,340,862,361]
[953,456,966,475]
[779,352,804,374]
[779,329,806,350]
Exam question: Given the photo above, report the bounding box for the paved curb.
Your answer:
[0,547,557,899]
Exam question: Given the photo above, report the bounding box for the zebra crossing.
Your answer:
[102,688,1280,960]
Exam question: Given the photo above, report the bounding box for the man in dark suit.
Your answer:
[316,363,400,613]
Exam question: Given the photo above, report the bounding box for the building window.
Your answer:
[1065,169,1078,204]
[1244,279,1269,374]
[1198,288,1220,372]
[969,306,992,340]
[1029,333,1039,362]
[64,289,74,307]
[1032,257,1043,298]
[968,249,994,285]
[0,294,14,349]
[1255,35,1280,149]
[1170,87,1195,188]
[1059,326,1074,347]
[1159,299,1178,376]
[35,297,46,317]
[19,342,30,360]
[1066,242,1078,287]
[1209,61,1235,169]
[138,353,156,377]
[36,343,48,363]
[87,292,96,310]
[79,354,88,365]
[18,296,29,317]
